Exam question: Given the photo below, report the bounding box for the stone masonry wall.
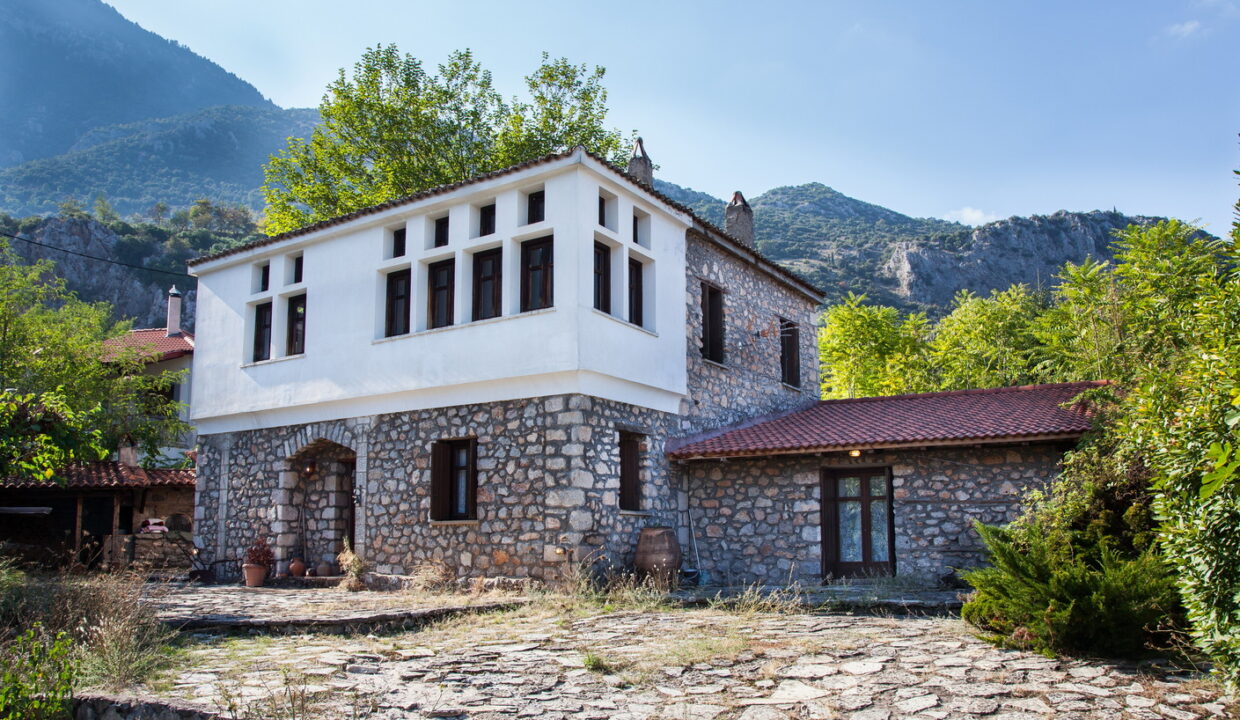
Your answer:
[683,444,1070,585]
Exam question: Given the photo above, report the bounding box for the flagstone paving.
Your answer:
[144,603,1234,720]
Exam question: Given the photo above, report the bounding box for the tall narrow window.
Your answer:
[520,237,554,312]
[434,216,450,247]
[252,301,272,362]
[431,438,477,521]
[472,248,503,321]
[428,259,455,329]
[286,294,306,355]
[822,469,894,578]
[258,263,270,292]
[478,203,496,236]
[619,432,642,511]
[385,269,411,337]
[780,318,800,387]
[628,259,644,327]
[526,190,545,224]
[292,255,304,284]
[633,214,639,243]
[701,282,724,363]
[598,196,607,227]
[392,228,406,258]
[593,242,611,313]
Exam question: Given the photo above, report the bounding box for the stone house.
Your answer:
[186,142,1094,584]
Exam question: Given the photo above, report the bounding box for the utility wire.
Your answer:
[1,230,193,279]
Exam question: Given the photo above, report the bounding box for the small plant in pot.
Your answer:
[242,537,275,587]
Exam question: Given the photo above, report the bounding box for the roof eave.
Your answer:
[668,431,1087,461]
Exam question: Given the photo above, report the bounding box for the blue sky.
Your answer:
[109,0,1238,233]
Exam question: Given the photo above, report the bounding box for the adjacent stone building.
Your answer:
[187,142,1096,585]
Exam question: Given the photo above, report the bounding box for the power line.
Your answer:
[1,231,193,279]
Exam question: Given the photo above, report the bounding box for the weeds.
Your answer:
[707,582,807,615]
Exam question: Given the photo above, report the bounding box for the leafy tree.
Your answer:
[929,286,1045,389]
[0,241,187,479]
[262,47,633,234]
[818,293,930,398]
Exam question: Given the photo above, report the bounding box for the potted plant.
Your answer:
[242,537,274,587]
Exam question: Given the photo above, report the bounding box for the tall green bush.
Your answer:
[0,626,75,720]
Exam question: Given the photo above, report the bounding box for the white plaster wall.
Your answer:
[190,153,692,434]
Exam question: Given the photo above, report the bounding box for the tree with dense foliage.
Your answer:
[0,241,187,479]
[262,47,633,234]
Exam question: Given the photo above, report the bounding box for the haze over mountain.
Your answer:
[0,0,1170,325]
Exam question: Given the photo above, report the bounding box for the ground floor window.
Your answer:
[618,431,642,511]
[431,439,476,521]
[821,467,893,577]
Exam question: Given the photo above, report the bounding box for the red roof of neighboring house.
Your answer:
[0,462,195,490]
[667,381,1106,460]
[102,328,195,362]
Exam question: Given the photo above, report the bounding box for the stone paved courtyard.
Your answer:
[135,591,1235,720]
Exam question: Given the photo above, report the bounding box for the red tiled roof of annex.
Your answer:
[668,381,1106,460]
[101,328,195,362]
[0,462,195,490]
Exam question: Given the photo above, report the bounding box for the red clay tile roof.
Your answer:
[0,462,195,490]
[186,147,824,301]
[102,328,195,362]
[667,381,1106,460]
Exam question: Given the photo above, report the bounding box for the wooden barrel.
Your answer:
[635,527,682,586]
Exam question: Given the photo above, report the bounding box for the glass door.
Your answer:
[821,468,894,578]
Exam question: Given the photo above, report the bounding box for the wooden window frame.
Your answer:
[427,258,455,329]
[252,301,272,362]
[701,281,725,363]
[593,242,611,313]
[292,255,304,284]
[258,263,270,292]
[520,237,554,312]
[598,195,607,227]
[780,317,801,387]
[384,268,411,337]
[820,467,895,579]
[433,216,450,248]
[285,293,306,356]
[472,248,503,321]
[628,258,643,327]
[478,203,496,236]
[618,431,642,511]
[431,438,477,521]
[526,191,545,224]
[392,228,406,258]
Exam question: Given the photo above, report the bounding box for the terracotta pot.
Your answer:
[316,560,335,577]
[242,563,267,587]
[289,558,307,577]
[635,526,682,588]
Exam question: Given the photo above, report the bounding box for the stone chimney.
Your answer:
[627,137,653,186]
[117,444,139,468]
[724,191,754,248]
[166,286,182,337]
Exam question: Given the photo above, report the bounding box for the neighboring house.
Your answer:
[187,142,1094,584]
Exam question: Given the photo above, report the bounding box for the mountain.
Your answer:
[0,105,320,217]
[0,0,273,167]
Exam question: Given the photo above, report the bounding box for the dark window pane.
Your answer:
[286,294,306,355]
[252,301,272,362]
[701,283,724,362]
[598,196,607,226]
[633,215,639,243]
[432,439,477,521]
[479,204,496,236]
[870,500,889,562]
[780,318,800,387]
[527,190,545,224]
[292,255,304,284]
[593,242,611,313]
[520,238,554,312]
[628,259,643,327]
[259,264,269,292]
[428,259,455,329]
[472,248,503,321]
[619,432,641,511]
[838,501,862,562]
[434,216,450,247]
[385,269,411,337]
[837,476,861,497]
[392,228,406,257]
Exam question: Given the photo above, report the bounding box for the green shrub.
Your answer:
[0,625,76,720]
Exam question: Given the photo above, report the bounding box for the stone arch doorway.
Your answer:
[280,438,356,575]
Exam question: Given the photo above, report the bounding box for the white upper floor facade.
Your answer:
[189,150,696,434]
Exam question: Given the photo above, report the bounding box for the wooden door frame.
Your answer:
[820,466,896,579]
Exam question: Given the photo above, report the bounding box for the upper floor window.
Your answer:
[593,242,611,314]
[478,203,496,237]
[526,190,545,224]
[291,254,304,284]
[780,318,801,387]
[701,282,725,363]
[472,248,502,321]
[628,259,644,327]
[385,269,411,337]
[256,263,270,293]
[286,294,306,355]
[598,196,607,227]
[431,438,477,521]
[520,237,553,312]
[392,228,407,258]
[619,431,642,511]
[433,216,450,248]
[428,259,455,329]
[632,208,650,247]
[252,301,272,362]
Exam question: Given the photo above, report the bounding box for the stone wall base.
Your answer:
[74,692,217,720]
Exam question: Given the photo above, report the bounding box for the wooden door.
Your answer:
[821,467,895,578]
